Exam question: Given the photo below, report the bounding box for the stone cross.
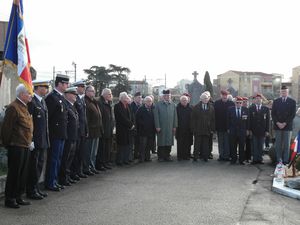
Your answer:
[192,71,199,81]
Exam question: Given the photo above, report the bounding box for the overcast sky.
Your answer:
[1,0,300,87]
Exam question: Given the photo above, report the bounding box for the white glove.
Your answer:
[29,142,35,151]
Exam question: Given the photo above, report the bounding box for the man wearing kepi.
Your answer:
[249,93,270,164]
[59,87,79,186]
[70,80,88,180]
[1,84,33,208]
[214,90,234,161]
[26,80,50,200]
[272,85,296,164]
[153,90,178,162]
[45,74,69,191]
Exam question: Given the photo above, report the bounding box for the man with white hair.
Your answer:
[135,96,156,162]
[191,93,215,162]
[176,95,193,160]
[96,88,114,170]
[153,90,178,162]
[1,84,33,208]
[114,92,135,165]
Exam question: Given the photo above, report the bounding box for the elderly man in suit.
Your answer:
[45,74,69,191]
[227,96,249,165]
[214,90,235,161]
[26,80,50,200]
[249,94,270,164]
[1,84,33,208]
[272,86,296,164]
[84,85,103,175]
[153,90,178,162]
[114,92,135,165]
[191,93,215,162]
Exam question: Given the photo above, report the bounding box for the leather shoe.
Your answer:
[83,171,94,176]
[70,175,80,181]
[5,200,20,209]
[60,181,71,186]
[104,165,112,169]
[46,186,60,192]
[55,183,65,189]
[38,191,48,197]
[16,198,31,205]
[239,162,245,165]
[78,173,88,178]
[68,178,77,184]
[92,169,101,174]
[27,192,43,200]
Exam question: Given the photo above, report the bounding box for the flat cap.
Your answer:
[134,91,142,97]
[281,85,288,90]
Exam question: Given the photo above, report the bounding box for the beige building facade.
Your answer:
[217,70,283,99]
[292,66,300,104]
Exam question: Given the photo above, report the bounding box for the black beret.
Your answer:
[162,89,170,94]
[134,92,141,97]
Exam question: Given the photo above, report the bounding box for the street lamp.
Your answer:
[72,61,77,82]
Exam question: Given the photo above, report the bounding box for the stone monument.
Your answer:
[187,71,206,106]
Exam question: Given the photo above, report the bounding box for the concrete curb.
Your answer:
[272,177,300,200]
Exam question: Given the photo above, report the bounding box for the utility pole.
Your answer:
[53,66,55,82]
[165,73,167,88]
[72,61,77,82]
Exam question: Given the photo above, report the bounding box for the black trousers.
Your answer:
[96,138,112,167]
[245,135,252,161]
[26,147,46,195]
[177,134,191,160]
[139,136,154,161]
[5,146,30,200]
[59,140,77,183]
[194,135,210,160]
[134,135,140,159]
[71,137,86,176]
[229,134,245,163]
[157,146,172,160]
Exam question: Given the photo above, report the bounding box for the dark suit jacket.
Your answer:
[214,99,235,132]
[272,97,296,131]
[65,101,79,141]
[85,95,103,138]
[249,104,270,137]
[114,101,134,145]
[28,95,49,149]
[98,96,114,139]
[227,106,249,137]
[45,89,68,140]
[191,102,215,136]
[135,104,156,137]
[74,95,88,137]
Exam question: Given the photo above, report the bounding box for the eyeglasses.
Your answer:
[236,102,242,104]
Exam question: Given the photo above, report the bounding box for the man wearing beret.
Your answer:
[26,80,50,200]
[249,94,270,164]
[45,74,69,191]
[1,84,33,208]
[227,96,249,165]
[272,86,296,164]
[214,90,234,161]
[153,90,178,161]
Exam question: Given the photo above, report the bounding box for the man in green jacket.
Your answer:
[153,90,178,162]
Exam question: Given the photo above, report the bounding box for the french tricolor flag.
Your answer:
[1,0,33,94]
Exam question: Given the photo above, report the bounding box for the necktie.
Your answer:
[237,108,240,118]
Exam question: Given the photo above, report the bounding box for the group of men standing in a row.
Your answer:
[1,74,115,208]
[1,72,296,209]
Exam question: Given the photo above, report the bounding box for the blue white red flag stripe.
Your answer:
[1,0,33,94]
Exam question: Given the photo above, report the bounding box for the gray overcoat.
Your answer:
[153,100,178,146]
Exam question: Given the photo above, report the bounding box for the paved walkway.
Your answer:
[1,143,300,225]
